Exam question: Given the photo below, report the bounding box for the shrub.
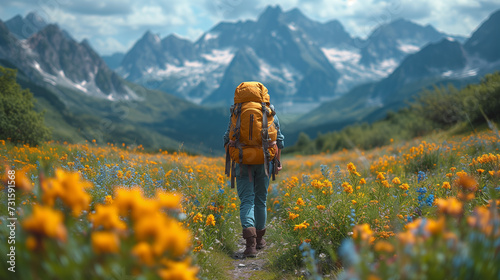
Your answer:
[0,66,50,145]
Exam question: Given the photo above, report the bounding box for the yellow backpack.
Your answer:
[225,82,278,187]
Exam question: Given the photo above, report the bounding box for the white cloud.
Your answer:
[93,37,129,55]
[187,27,205,42]
[1,0,498,55]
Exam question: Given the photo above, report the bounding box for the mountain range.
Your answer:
[0,14,227,153]
[0,7,499,152]
[290,9,500,143]
[110,5,468,110]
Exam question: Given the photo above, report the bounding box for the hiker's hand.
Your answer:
[276,149,282,171]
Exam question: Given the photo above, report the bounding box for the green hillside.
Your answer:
[1,62,228,154]
[285,71,500,154]
[285,75,482,145]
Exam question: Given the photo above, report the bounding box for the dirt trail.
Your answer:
[226,238,273,280]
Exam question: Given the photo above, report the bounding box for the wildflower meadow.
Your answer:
[1,128,499,279]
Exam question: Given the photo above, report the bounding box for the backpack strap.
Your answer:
[233,103,243,164]
[225,145,231,178]
[261,102,270,177]
[271,157,276,181]
[230,160,236,189]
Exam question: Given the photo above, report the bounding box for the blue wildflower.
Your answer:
[418,171,427,183]
[302,174,310,184]
[339,239,360,267]
[349,208,356,227]
[406,215,413,223]
[320,164,331,178]
[426,194,435,206]
[417,187,427,207]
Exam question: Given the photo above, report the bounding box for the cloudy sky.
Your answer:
[0,0,498,55]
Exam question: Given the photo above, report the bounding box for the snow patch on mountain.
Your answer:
[153,34,161,43]
[322,48,398,93]
[442,68,478,78]
[135,49,235,103]
[31,60,136,100]
[321,48,361,69]
[200,49,234,64]
[203,32,219,41]
[256,57,301,97]
[398,43,420,53]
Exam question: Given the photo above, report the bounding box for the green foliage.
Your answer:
[414,72,500,127]
[339,202,500,280]
[0,66,51,145]
[288,72,500,155]
[1,116,499,279]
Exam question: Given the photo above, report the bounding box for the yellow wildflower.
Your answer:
[132,196,160,221]
[347,162,357,173]
[193,244,203,252]
[23,205,67,242]
[455,174,478,192]
[293,221,310,231]
[399,183,409,191]
[89,204,126,231]
[435,197,462,216]
[289,212,300,220]
[374,240,394,253]
[206,214,216,226]
[193,213,203,223]
[442,181,451,190]
[467,206,494,236]
[92,231,120,254]
[368,275,382,280]
[157,258,199,280]
[42,169,92,216]
[104,195,113,205]
[114,187,143,216]
[26,236,37,251]
[392,177,401,185]
[3,166,33,192]
[397,230,416,244]
[425,217,445,236]
[296,198,305,206]
[132,242,155,266]
[156,189,182,210]
[342,182,353,194]
[353,224,373,243]
[135,214,191,257]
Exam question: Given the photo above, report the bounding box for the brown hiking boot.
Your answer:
[242,227,257,258]
[256,228,267,249]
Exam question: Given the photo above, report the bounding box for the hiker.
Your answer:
[223,81,285,258]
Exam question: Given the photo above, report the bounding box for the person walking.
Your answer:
[224,81,285,258]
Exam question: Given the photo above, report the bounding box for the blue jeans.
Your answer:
[235,163,269,230]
